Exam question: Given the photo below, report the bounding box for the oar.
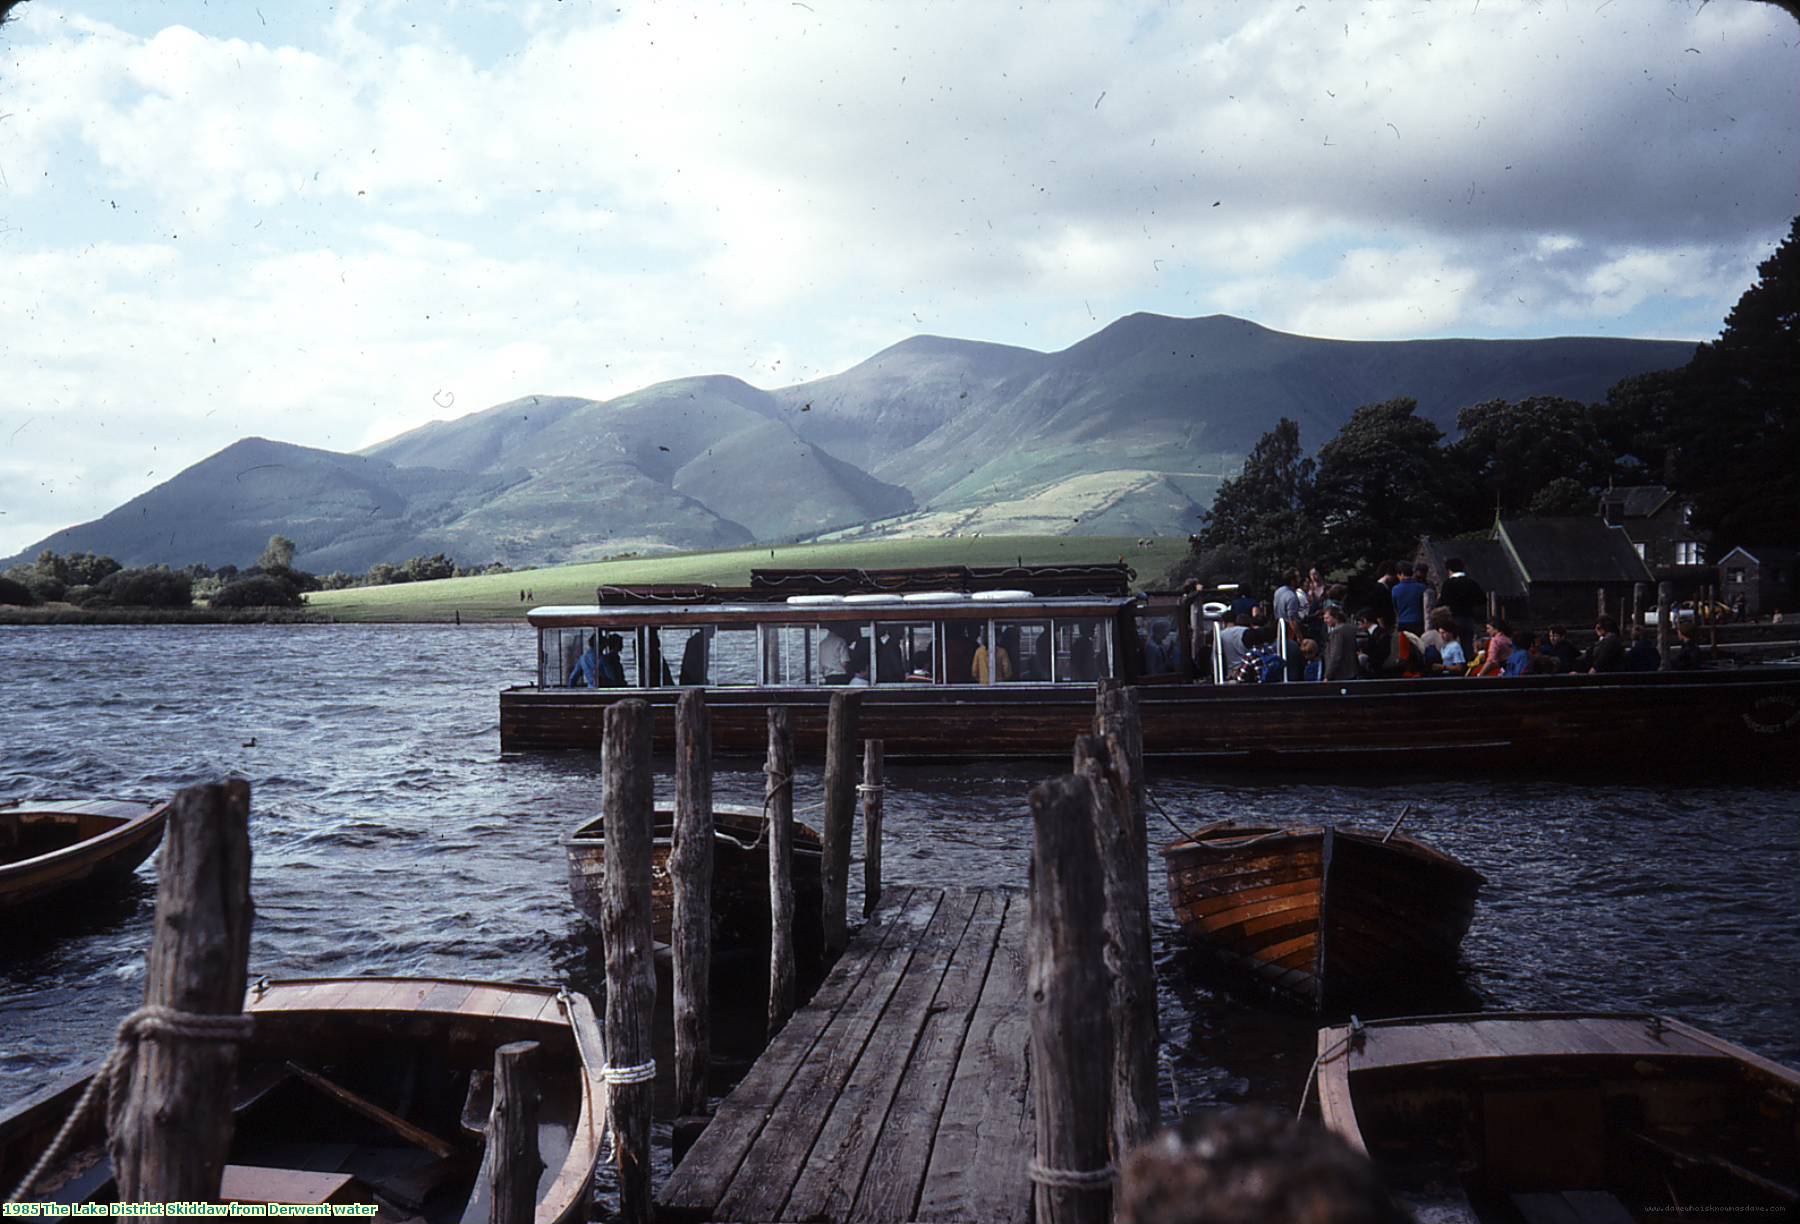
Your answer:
[1381,803,1413,844]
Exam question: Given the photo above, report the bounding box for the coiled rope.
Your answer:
[7,1006,255,1204]
[1028,1159,1116,1190]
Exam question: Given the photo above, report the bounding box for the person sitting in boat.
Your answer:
[1355,608,1391,677]
[1141,620,1177,675]
[1626,626,1661,672]
[1503,628,1537,676]
[1588,615,1626,673]
[1436,621,1467,674]
[1542,624,1579,672]
[596,633,628,687]
[972,627,1013,683]
[567,634,601,687]
[1472,617,1513,677]
[1069,622,1099,681]
[907,648,935,682]
[1298,636,1322,681]
[1672,623,1705,669]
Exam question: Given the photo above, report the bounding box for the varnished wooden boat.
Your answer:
[0,798,169,908]
[1162,820,1483,1010]
[1315,1012,1800,1222]
[0,977,606,1223]
[563,803,824,952]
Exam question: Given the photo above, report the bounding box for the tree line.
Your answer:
[1181,214,1800,592]
[0,536,521,609]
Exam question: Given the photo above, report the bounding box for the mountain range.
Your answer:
[5,313,1696,573]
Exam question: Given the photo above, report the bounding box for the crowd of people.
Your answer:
[1181,558,1710,684]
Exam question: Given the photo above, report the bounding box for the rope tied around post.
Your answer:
[602,1060,657,1086]
[1028,1159,1117,1190]
[854,783,884,796]
[7,1006,255,1204]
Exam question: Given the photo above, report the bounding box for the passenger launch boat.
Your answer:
[0,977,606,1223]
[1162,820,1484,1010]
[0,798,169,908]
[1315,1012,1800,1222]
[497,566,1800,778]
[563,803,824,953]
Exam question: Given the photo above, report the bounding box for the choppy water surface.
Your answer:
[4,624,1797,1131]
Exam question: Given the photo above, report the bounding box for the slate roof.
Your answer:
[1600,484,1676,519]
[1497,517,1655,585]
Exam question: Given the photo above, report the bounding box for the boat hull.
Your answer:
[0,977,605,1224]
[563,805,824,955]
[0,799,169,909]
[1315,1012,1800,1220]
[500,667,1800,777]
[1164,824,1483,1009]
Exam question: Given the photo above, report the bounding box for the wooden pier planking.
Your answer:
[658,886,1033,1224]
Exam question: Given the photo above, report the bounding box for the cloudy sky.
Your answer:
[1,0,1795,559]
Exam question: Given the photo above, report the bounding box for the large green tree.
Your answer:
[1189,417,1321,589]
[1448,396,1613,520]
[1311,398,1458,572]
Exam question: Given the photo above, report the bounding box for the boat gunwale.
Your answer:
[0,799,170,884]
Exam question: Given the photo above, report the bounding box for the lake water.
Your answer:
[4,624,1797,1147]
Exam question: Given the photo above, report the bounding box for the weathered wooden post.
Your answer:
[767,706,797,1036]
[671,689,713,1119]
[601,701,656,1224]
[1028,774,1113,1224]
[821,689,862,957]
[861,739,885,918]
[1093,679,1145,821]
[107,780,253,1204]
[1072,732,1159,1159]
[489,1041,543,1224]
[1631,582,1645,634]
[1657,581,1673,669]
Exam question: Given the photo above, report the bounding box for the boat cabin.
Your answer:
[527,593,1133,691]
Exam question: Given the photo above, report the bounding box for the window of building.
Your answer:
[1633,542,1647,559]
[1676,541,1703,566]
[1729,568,1745,585]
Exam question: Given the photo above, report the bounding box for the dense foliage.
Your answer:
[1180,213,1800,587]
[210,575,304,609]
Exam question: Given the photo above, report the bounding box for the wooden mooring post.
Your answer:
[1028,775,1113,1224]
[1079,699,1159,1158]
[107,779,253,1204]
[672,689,713,1119]
[767,706,797,1036]
[1657,581,1673,669]
[601,700,656,1224]
[861,738,884,918]
[489,1041,543,1224]
[821,689,862,958]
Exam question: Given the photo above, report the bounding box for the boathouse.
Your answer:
[1716,545,1799,618]
[1417,517,1653,626]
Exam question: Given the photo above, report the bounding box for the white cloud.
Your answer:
[1,0,1795,556]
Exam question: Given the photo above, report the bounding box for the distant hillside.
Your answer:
[4,314,1694,572]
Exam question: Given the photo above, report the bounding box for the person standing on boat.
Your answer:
[679,628,709,685]
[819,623,853,684]
[972,628,1013,683]
[1438,559,1485,650]
[567,634,601,687]
[596,633,627,687]
[1217,612,1251,679]
[1069,621,1099,681]
[1272,569,1306,636]
[1391,564,1431,636]
[1322,604,1359,681]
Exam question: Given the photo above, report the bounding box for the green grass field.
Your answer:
[306,535,1189,622]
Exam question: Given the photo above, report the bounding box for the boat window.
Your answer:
[541,627,638,688]
[874,622,936,683]
[650,626,714,686]
[1054,618,1110,682]
[1134,612,1183,676]
[993,619,1052,681]
[761,624,815,685]
[816,621,871,685]
[710,627,758,686]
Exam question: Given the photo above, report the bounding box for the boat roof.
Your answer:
[528,595,1136,628]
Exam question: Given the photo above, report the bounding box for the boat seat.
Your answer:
[1509,1191,1634,1224]
[46,1154,114,1205]
[219,1165,368,1206]
[459,1069,493,1138]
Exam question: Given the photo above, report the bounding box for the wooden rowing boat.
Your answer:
[1315,1012,1800,1222]
[562,803,824,953]
[0,798,169,909]
[0,977,606,1223]
[1162,821,1484,1010]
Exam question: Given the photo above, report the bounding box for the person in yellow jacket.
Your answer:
[972,630,1014,683]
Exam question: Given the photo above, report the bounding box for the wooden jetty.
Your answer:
[658,884,1034,1224]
